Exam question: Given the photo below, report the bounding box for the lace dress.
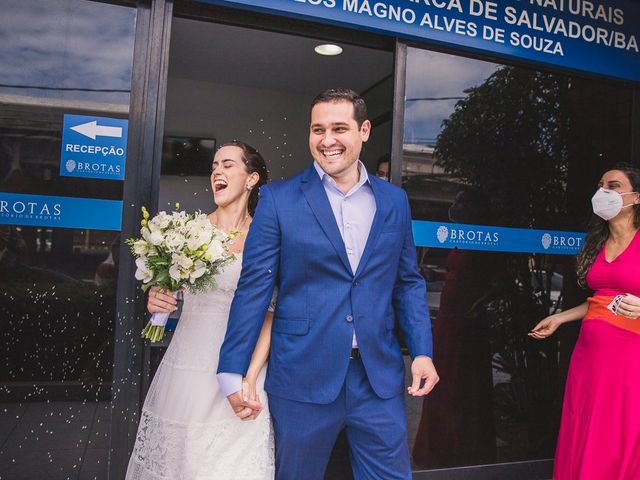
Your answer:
[126,254,275,480]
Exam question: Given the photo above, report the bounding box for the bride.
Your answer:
[126,141,274,480]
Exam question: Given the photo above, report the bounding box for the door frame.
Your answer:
[110,1,561,479]
[109,0,174,477]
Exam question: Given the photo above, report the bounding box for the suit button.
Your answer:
[353,281,359,287]
[345,315,353,322]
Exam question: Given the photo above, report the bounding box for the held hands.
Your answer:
[147,286,178,314]
[226,376,263,421]
[528,315,561,339]
[616,294,640,320]
[407,356,439,396]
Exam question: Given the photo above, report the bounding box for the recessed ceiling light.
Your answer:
[314,44,343,56]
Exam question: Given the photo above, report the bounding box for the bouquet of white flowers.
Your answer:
[126,205,236,342]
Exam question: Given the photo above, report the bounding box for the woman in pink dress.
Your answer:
[530,164,640,479]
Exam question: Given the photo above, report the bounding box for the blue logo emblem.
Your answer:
[436,225,449,243]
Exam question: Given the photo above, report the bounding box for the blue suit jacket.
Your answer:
[218,164,432,404]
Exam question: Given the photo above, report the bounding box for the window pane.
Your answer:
[0,1,135,478]
[404,46,633,469]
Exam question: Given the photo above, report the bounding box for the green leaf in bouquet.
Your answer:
[154,270,170,284]
[148,259,169,271]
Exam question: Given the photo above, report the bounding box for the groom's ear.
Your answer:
[359,119,371,142]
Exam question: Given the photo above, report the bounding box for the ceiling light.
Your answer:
[314,44,343,56]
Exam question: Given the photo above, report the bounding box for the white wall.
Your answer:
[159,78,391,213]
[164,78,311,179]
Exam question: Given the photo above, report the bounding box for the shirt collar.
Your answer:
[313,160,371,192]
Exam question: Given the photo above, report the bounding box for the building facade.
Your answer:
[0,0,638,478]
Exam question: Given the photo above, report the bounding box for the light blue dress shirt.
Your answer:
[217,161,376,397]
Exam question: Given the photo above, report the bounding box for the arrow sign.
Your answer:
[61,114,128,181]
[71,120,123,140]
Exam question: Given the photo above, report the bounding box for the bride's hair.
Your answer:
[218,141,269,216]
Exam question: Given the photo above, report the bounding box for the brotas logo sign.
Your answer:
[413,220,585,254]
[438,224,500,247]
[0,199,62,220]
[541,232,583,251]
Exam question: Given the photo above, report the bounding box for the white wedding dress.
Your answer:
[126,254,275,480]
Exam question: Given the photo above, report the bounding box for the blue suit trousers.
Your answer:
[268,357,411,480]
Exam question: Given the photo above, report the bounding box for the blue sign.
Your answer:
[60,114,128,180]
[412,220,586,255]
[0,193,123,231]
[198,0,640,83]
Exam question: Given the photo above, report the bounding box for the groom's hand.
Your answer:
[241,377,264,421]
[407,356,439,396]
[226,390,263,421]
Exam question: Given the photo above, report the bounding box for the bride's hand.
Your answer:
[226,391,262,421]
[147,286,177,314]
[242,376,262,420]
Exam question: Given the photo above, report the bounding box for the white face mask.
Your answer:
[591,188,637,220]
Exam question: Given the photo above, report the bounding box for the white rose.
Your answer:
[202,240,225,262]
[134,257,153,283]
[165,231,186,252]
[149,230,164,246]
[189,260,207,283]
[171,211,188,228]
[133,239,149,256]
[186,235,202,251]
[151,211,171,229]
[186,215,211,234]
[193,214,213,230]
[147,220,161,233]
[187,228,213,251]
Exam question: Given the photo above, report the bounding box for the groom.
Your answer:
[218,88,438,479]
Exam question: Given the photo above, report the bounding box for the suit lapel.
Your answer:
[354,177,386,279]
[300,166,352,274]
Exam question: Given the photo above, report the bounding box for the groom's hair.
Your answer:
[310,88,368,128]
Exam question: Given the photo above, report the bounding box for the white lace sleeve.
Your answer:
[267,287,278,313]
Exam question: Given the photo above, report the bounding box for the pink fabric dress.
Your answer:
[554,229,640,480]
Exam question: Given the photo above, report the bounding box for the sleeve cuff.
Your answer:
[216,372,243,397]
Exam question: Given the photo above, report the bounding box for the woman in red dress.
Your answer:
[530,164,640,479]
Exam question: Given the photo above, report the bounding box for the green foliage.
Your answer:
[435,66,569,228]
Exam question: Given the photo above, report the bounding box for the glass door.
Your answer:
[144,13,395,480]
[0,1,136,478]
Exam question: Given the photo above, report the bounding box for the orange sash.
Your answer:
[584,296,640,335]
